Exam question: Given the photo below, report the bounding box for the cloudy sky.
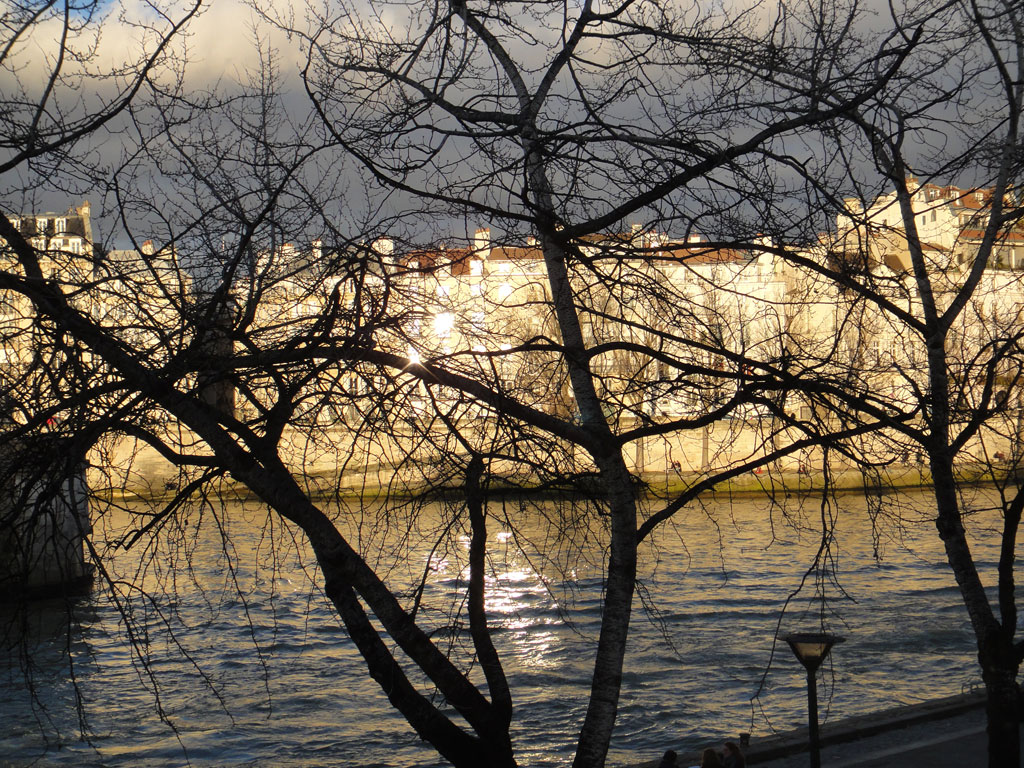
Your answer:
[2,0,1015,251]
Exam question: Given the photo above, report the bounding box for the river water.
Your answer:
[0,487,1006,766]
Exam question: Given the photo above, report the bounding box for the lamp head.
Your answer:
[784,632,845,673]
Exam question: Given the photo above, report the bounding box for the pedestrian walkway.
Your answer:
[630,692,1018,767]
[753,703,988,767]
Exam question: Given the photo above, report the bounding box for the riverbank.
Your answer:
[92,421,1024,503]
[107,448,992,503]
[627,692,991,768]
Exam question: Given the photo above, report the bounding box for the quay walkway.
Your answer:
[628,692,1021,767]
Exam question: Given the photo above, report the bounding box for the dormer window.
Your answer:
[975,191,984,202]
[36,217,47,233]
[55,217,66,234]
[9,218,18,230]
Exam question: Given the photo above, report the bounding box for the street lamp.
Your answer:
[784,632,845,768]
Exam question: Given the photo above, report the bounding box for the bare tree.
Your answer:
[748,1,1024,765]
[262,1,928,765]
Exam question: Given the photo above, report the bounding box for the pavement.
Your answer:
[629,691,1020,767]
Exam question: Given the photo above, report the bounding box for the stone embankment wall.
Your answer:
[94,417,1016,502]
[0,440,92,600]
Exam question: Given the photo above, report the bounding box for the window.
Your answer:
[433,312,454,338]
[931,210,937,222]
[470,259,483,276]
[55,217,66,234]
[36,217,47,233]
[9,218,18,231]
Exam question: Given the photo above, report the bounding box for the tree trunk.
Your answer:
[524,146,640,766]
[932,460,1021,767]
[465,455,516,767]
[572,455,638,768]
[983,660,1021,768]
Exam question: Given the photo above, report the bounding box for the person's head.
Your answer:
[661,750,677,764]
[723,742,745,766]
[701,747,723,768]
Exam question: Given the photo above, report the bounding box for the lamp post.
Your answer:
[784,632,845,768]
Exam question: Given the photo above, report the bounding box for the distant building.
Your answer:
[836,176,1024,272]
[1,183,1019,466]
[6,201,93,258]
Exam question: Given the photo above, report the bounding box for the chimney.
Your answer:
[77,200,93,250]
[474,227,491,257]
